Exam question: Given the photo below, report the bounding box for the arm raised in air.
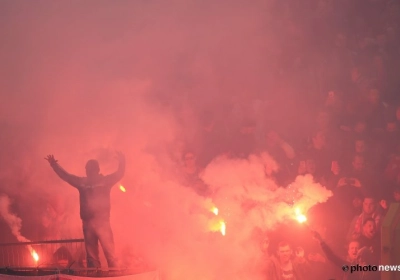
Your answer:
[103,151,126,187]
[45,154,83,188]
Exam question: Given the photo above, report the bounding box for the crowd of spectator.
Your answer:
[175,0,400,279]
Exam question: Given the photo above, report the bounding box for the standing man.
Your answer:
[45,151,125,268]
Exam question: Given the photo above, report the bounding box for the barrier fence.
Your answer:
[0,239,159,278]
[0,239,86,269]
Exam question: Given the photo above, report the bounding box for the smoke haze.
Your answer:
[0,1,332,279]
[0,195,29,242]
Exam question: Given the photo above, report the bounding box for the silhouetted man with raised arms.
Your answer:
[45,152,125,268]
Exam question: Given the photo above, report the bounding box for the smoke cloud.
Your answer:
[109,152,332,279]
[0,194,29,242]
[0,194,39,266]
[0,0,332,278]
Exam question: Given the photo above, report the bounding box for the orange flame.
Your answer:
[295,208,307,224]
[209,218,226,236]
[32,250,39,262]
[28,246,39,262]
[220,221,226,236]
[119,185,126,192]
[211,207,218,215]
[207,202,225,236]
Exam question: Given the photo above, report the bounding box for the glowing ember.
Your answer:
[295,208,307,224]
[119,185,126,192]
[220,221,226,236]
[211,207,218,215]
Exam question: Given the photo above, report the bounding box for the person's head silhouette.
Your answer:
[85,159,100,178]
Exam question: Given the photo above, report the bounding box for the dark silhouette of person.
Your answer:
[45,151,125,268]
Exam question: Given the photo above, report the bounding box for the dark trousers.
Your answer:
[82,218,118,268]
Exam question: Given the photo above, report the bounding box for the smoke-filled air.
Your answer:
[1,0,399,279]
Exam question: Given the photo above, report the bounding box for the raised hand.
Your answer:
[311,230,323,242]
[44,155,58,165]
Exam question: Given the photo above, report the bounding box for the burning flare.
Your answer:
[30,248,39,262]
[220,221,226,236]
[207,204,226,236]
[209,218,226,236]
[294,208,307,224]
[119,185,126,192]
[0,195,40,263]
[211,207,218,215]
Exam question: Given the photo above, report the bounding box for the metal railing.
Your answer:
[0,239,85,269]
[0,239,158,277]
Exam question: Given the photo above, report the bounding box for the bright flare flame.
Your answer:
[220,221,226,236]
[211,207,218,215]
[209,218,226,236]
[32,250,39,262]
[28,246,39,262]
[207,203,225,236]
[295,208,307,224]
[119,185,126,192]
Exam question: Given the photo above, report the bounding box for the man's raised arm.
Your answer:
[45,155,82,188]
[104,151,126,186]
[311,230,346,268]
